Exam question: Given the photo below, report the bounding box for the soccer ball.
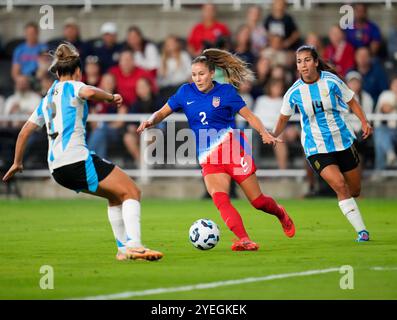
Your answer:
[189,219,220,250]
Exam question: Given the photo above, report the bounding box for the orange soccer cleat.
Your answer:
[231,238,259,251]
[278,205,295,238]
[126,247,164,261]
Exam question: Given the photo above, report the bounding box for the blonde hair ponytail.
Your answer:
[192,48,255,88]
[49,42,81,76]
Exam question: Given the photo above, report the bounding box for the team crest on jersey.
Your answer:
[212,96,221,108]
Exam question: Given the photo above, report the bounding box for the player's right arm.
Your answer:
[273,90,295,138]
[2,121,39,182]
[137,104,173,134]
[273,114,291,138]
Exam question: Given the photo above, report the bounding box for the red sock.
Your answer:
[212,192,249,240]
[251,194,284,219]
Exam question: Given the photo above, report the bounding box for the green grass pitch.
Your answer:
[0,198,396,300]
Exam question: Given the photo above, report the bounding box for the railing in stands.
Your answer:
[1,113,397,180]
[0,0,171,12]
[1,0,395,11]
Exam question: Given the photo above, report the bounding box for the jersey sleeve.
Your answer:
[280,93,296,116]
[228,85,246,113]
[73,81,87,102]
[332,78,355,103]
[28,99,45,128]
[167,84,185,112]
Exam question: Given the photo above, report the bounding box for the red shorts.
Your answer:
[200,131,256,184]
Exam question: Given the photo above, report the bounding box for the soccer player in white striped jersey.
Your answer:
[274,45,373,242]
[2,42,163,261]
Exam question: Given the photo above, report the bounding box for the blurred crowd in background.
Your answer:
[1,0,397,194]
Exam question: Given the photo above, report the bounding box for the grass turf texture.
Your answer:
[0,198,396,300]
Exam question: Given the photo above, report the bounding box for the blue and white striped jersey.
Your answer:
[28,80,90,172]
[281,71,356,157]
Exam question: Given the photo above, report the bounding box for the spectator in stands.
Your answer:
[387,25,397,62]
[245,5,267,57]
[263,0,301,51]
[87,73,124,159]
[305,32,325,58]
[253,78,299,170]
[324,25,355,77]
[346,71,374,167]
[4,75,41,128]
[345,3,382,56]
[91,22,122,72]
[123,77,160,166]
[353,46,389,104]
[236,80,254,129]
[48,17,89,64]
[11,22,48,81]
[124,26,160,76]
[233,25,255,67]
[346,71,374,131]
[0,95,5,127]
[108,49,157,107]
[35,48,53,82]
[187,3,231,57]
[157,35,191,89]
[3,75,43,165]
[261,33,289,68]
[83,55,102,87]
[372,76,397,177]
[39,72,55,97]
[251,55,272,99]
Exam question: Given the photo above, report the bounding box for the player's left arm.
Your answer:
[2,121,39,182]
[79,85,123,107]
[347,97,373,139]
[239,106,282,146]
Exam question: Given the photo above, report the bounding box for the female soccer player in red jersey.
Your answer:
[138,48,295,251]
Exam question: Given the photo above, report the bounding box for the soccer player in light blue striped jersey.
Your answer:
[274,45,373,242]
[3,42,163,261]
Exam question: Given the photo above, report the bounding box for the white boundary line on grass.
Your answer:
[70,267,341,300]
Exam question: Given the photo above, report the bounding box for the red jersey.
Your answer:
[188,22,231,54]
[108,66,157,106]
[324,42,355,77]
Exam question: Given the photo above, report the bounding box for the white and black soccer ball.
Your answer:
[189,219,220,250]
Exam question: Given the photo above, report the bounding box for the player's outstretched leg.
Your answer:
[91,166,164,260]
[320,165,369,242]
[251,194,295,238]
[240,174,295,238]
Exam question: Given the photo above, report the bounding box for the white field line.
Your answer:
[70,267,342,300]
[370,266,397,271]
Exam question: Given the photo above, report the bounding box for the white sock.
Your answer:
[338,198,366,232]
[122,199,142,248]
[108,205,127,253]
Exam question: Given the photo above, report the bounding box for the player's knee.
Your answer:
[119,186,141,202]
[333,179,349,194]
[351,187,361,198]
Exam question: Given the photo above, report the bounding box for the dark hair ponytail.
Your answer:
[296,45,340,77]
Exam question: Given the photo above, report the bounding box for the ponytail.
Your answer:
[192,48,255,88]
